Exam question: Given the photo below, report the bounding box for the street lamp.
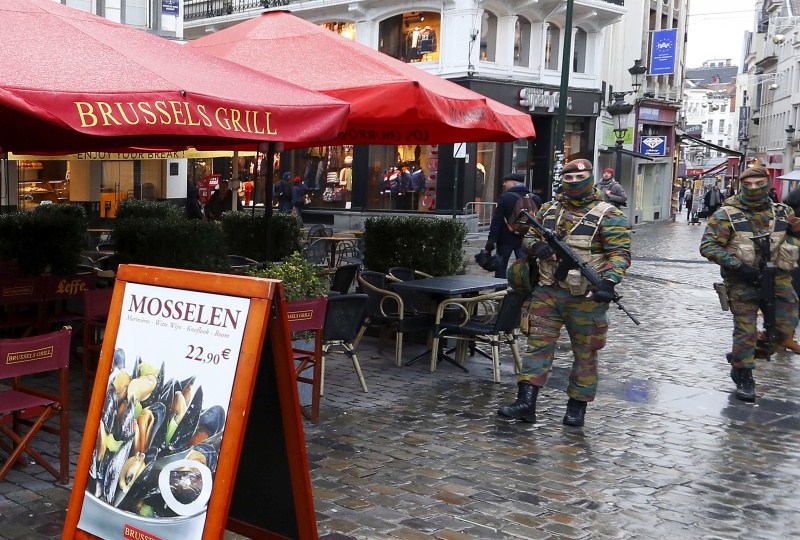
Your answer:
[606,92,634,191]
[628,59,648,93]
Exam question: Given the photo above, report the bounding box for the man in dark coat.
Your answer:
[485,173,540,279]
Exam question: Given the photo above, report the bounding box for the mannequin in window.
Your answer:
[339,155,353,192]
[475,163,486,202]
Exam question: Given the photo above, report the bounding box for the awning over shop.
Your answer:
[777,170,800,181]
[677,131,744,159]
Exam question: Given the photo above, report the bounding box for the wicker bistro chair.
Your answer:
[355,271,432,367]
[386,267,434,314]
[429,290,526,383]
[328,263,360,295]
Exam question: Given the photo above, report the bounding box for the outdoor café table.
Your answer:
[390,275,508,372]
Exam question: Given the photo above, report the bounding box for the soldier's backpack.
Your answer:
[505,192,538,236]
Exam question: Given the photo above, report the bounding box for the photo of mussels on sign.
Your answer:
[75,281,251,538]
[88,348,225,519]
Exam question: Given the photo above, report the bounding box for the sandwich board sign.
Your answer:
[63,264,317,540]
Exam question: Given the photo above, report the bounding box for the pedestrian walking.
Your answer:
[497,158,631,427]
[596,167,628,208]
[291,176,308,221]
[704,185,722,217]
[484,173,540,279]
[684,190,693,221]
[699,166,800,401]
[274,172,293,213]
[678,184,687,212]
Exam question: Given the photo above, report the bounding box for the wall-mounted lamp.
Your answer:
[787,125,799,146]
[628,59,648,93]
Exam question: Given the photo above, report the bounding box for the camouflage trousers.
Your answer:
[727,280,798,369]
[520,286,609,401]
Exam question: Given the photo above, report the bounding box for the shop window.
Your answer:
[279,146,353,210]
[378,12,440,63]
[564,118,589,161]
[477,143,499,202]
[480,11,497,62]
[365,144,432,211]
[545,24,560,70]
[140,160,164,200]
[65,0,92,13]
[124,0,148,27]
[514,17,531,67]
[573,28,587,73]
[320,21,356,41]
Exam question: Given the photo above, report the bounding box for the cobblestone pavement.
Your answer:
[2,219,800,539]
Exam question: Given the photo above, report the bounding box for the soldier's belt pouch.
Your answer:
[564,269,590,296]
[713,282,730,311]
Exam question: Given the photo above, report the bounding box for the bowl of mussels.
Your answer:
[84,348,226,529]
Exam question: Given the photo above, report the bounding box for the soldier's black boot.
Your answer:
[497,382,538,423]
[735,368,756,402]
[562,398,587,427]
[726,353,742,388]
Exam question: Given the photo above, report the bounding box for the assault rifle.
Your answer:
[751,233,777,361]
[517,209,640,325]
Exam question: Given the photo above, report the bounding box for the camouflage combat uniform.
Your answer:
[520,190,631,401]
[699,195,800,369]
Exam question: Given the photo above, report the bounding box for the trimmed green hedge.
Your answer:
[115,199,183,221]
[221,210,303,262]
[0,204,87,275]
[362,216,468,276]
[113,217,229,272]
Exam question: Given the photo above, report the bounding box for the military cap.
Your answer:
[562,159,593,174]
[739,166,770,180]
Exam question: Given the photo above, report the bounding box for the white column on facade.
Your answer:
[495,15,517,70]
[439,3,479,75]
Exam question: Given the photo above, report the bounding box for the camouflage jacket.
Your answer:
[700,194,800,282]
[523,190,632,284]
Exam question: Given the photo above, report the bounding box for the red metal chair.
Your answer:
[0,276,43,336]
[0,326,72,484]
[81,288,113,410]
[287,297,328,423]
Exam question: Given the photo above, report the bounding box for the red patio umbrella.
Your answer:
[189,11,535,146]
[0,0,349,154]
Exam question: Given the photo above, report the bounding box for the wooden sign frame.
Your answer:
[63,264,317,540]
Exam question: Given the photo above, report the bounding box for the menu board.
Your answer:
[63,264,318,540]
[76,283,250,538]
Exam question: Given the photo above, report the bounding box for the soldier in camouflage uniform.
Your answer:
[497,158,631,427]
[699,166,800,401]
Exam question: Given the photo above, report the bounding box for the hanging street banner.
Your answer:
[650,29,678,75]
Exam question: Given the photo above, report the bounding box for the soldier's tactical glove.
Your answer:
[589,280,617,303]
[738,264,761,286]
[531,241,556,260]
[484,242,495,252]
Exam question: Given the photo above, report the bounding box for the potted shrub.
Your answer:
[248,252,330,420]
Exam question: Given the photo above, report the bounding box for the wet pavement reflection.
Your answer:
[2,220,800,539]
